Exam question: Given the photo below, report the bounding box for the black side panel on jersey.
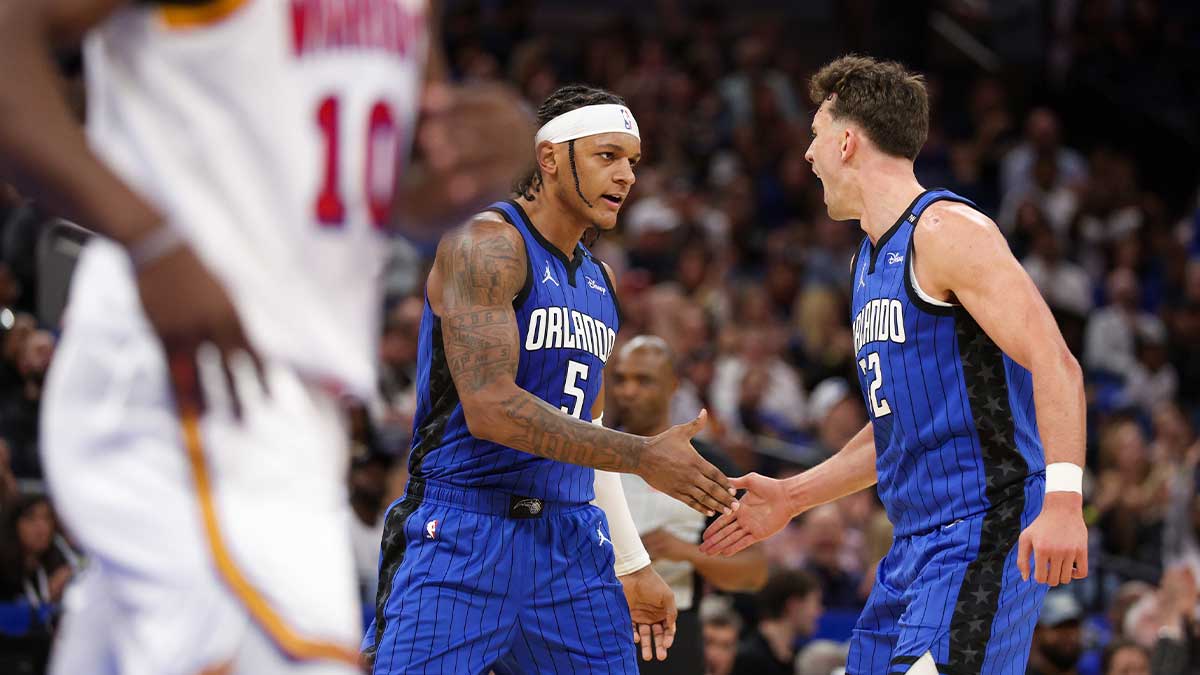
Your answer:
[368,480,426,660]
[944,313,1027,671]
[408,318,458,477]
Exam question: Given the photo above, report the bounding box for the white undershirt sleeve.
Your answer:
[589,416,652,576]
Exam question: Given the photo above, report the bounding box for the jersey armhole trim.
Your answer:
[486,206,534,310]
[596,260,623,323]
[903,235,957,316]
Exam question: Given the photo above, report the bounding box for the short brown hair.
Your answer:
[809,55,929,160]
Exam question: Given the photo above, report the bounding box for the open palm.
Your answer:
[699,473,792,557]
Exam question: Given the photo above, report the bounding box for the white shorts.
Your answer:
[41,240,362,675]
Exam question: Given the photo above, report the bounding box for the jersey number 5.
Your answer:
[561,360,589,419]
[858,351,892,418]
[315,95,399,229]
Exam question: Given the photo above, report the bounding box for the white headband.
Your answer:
[534,104,640,146]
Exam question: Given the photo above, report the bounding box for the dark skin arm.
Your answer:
[0,0,163,245]
[428,214,735,515]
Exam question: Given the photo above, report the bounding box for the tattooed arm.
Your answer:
[427,213,735,515]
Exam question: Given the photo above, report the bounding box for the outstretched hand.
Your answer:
[639,409,737,517]
[699,472,793,557]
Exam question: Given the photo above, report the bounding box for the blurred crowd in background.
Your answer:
[2,1,1200,674]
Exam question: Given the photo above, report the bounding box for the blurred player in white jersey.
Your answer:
[0,1,532,673]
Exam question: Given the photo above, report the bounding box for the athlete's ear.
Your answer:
[840,126,857,162]
[535,140,558,178]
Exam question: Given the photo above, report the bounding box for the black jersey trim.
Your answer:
[849,239,865,288]
[505,200,586,286]
[407,316,459,477]
[594,256,623,323]
[868,190,931,273]
[486,205,534,310]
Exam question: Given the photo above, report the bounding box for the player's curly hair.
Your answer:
[809,54,929,160]
[513,84,626,201]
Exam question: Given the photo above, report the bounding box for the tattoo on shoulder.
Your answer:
[439,227,525,393]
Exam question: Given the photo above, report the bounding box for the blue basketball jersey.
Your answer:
[850,188,1045,537]
[407,200,620,504]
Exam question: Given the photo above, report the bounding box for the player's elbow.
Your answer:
[459,398,496,441]
[458,385,514,443]
[1032,342,1083,387]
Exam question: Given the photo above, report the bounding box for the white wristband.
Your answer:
[1045,463,1083,494]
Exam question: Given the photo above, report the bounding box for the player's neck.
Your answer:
[854,163,925,245]
[517,193,589,260]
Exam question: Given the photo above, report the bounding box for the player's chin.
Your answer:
[594,212,620,230]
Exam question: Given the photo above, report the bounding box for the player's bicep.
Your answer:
[435,221,527,399]
[920,211,1065,371]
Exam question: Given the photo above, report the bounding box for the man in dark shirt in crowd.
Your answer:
[732,569,823,675]
[1027,591,1084,675]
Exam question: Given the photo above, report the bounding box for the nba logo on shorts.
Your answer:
[620,108,632,130]
[425,519,439,540]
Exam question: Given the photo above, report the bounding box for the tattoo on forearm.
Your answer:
[438,223,643,471]
[498,393,643,471]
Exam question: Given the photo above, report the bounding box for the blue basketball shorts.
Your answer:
[847,476,1048,675]
[363,479,639,674]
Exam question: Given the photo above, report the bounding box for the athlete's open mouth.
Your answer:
[601,194,623,205]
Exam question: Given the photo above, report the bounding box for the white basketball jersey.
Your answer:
[81,0,428,397]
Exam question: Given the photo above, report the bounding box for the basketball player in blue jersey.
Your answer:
[701,56,1089,674]
[365,84,738,674]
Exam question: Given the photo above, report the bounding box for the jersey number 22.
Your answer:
[858,351,892,418]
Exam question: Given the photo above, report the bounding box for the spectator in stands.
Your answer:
[732,570,822,675]
[1085,268,1164,383]
[1122,320,1179,415]
[0,494,73,674]
[1000,107,1087,204]
[1021,225,1092,353]
[794,639,848,675]
[701,603,742,675]
[374,296,423,455]
[1028,591,1086,675]
[1101,640,1150,675]
[0,313,34,393]
[798,505,863,611]
[711,325,807,444]
[0,439,16,508]
[806,378,866,462]
[1093,416,1169,565]
[0,330,52,478]
[610,335,767,674]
